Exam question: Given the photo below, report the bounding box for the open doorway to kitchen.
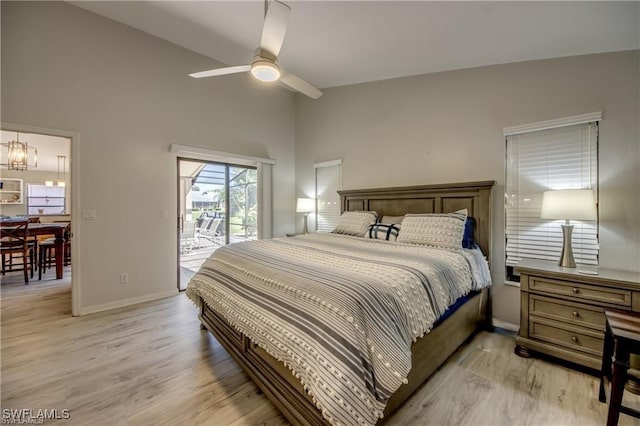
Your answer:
[177,158,257,291]
[1,129,73,297]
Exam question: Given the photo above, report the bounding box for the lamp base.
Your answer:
[302,213,309,234]
[558,224,576,268]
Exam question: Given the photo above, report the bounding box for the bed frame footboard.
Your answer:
[199,287,489,425]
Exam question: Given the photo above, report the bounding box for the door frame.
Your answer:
[176,157,258,291]
[171,144,275,292]
[2,121,80,316]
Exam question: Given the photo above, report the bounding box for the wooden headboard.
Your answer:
[338,180,495,257]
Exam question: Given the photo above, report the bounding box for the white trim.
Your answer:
[257,162,272,239]
[79,289,178,315]
[2,121,81,317]
[492,318,520,332]
[314,159,342,169]
[503,111,602,136]
[169,144,276,165]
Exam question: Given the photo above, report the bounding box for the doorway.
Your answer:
[0,128,74,303]
[177,158,257,290]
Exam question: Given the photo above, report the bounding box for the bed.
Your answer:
[187,180,494,425]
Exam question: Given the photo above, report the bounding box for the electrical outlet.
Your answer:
[120,273,129,283]
[82,209,97,221]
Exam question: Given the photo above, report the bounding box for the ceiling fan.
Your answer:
[189,0,322,99]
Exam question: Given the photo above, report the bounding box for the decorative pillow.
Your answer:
[397,209,468,249]
[332,211,377,237]
[462,217,476,249]
[365,223,400,241]
[380,215,405,226]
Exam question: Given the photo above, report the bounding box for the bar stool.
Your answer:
[599,309,640,426]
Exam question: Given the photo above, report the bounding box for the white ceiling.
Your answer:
[70,1,639,90]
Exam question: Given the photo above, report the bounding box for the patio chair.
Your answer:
[198,218,223,245]
[180,221,198,254]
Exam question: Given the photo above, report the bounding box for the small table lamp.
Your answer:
[296,198,315,234]
[540,189,597,268]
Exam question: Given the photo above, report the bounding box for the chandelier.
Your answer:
[1,133,37,171]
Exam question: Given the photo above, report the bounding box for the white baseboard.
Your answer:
[492,318,519,332]
[79,289,178,315]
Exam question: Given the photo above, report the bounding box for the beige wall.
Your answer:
[2,2,296,312]
[295,50,640,327]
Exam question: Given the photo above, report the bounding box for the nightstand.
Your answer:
[515,259,640,371]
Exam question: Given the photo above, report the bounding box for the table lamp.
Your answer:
[296,198,315,234]
[540,189,597,268]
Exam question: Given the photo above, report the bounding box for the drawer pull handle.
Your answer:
[571,336,578,343]
[572,288,580,294]
[572,311,580,318]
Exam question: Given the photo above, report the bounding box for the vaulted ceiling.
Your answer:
[71,1,639,89]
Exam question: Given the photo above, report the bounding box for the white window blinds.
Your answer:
[505,121,599,269]
[315,160,342,232]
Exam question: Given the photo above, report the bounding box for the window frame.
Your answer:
[26,183,67,216]
[314,159,343,233]
[503,112,601,284]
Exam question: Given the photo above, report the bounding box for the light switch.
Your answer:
[82,209,96,221]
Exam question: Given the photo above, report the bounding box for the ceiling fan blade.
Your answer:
[280,72,323,99]
[189,65,251,79]
[260,0,291,57]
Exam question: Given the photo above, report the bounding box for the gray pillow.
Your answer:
[332,211,378,237]
[397,209,467,249]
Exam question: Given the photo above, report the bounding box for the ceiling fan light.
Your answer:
[250,60,281,82]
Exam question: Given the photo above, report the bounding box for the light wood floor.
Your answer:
[2,276,639,426]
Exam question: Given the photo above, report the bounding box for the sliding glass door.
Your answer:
[177,159,257,290]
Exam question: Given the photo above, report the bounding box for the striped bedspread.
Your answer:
[186,233,491,426]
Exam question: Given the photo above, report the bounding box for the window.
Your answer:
[315,160,342,232]
[27,184,66,215]
[505,114,600,283]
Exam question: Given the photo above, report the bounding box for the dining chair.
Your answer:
[38,224,71,280]
[0,220,34,284]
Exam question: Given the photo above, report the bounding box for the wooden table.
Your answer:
[2,222,69,280]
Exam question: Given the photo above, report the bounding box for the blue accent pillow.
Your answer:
[462,217,476,249]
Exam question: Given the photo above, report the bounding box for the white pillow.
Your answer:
[332,211,377,237]
[396,209,467,249]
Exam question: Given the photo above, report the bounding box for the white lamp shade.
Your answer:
[540,189,597,221]
[296,198,315,213]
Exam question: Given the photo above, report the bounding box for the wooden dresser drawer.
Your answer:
[529,277,631,307]
[201,303,245,351]
[529,317,603,357]
[529,295,605,331]
[529,316,604,357]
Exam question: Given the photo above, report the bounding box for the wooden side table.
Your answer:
[515,259,640,370]
[599,309,640,426]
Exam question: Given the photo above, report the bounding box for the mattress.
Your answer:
[187,233,491,426]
